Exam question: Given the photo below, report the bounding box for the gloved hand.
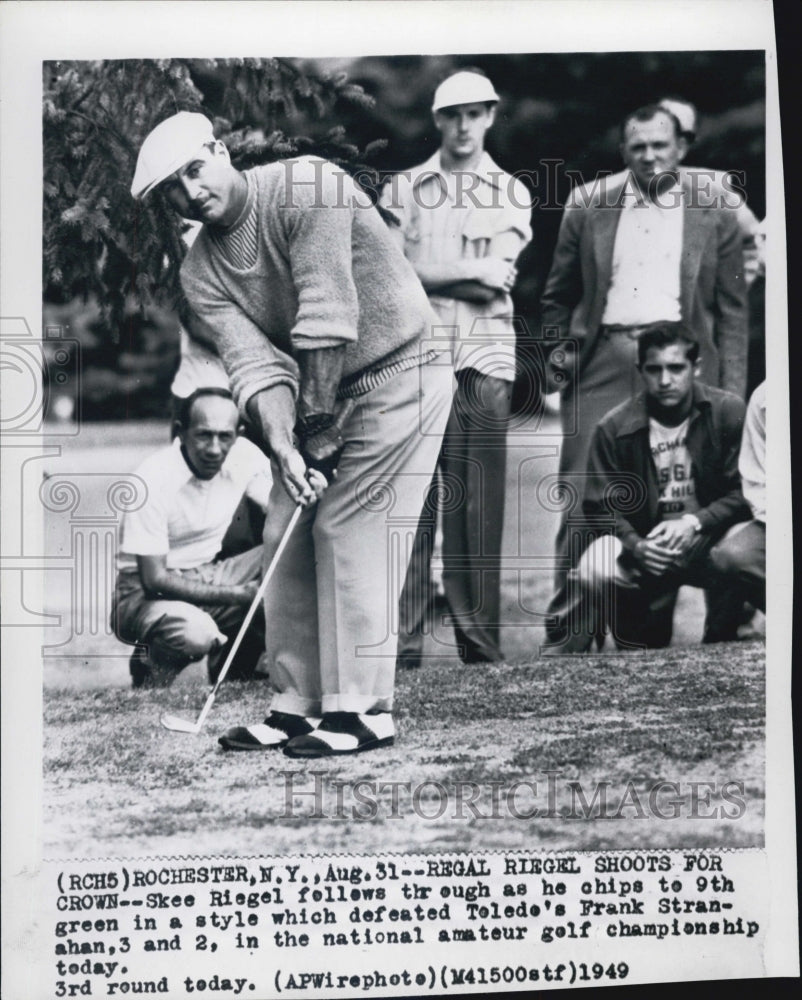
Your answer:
[296,414,345,483]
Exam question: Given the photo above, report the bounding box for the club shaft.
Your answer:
[166,398,356,735]
[193,503,303,731]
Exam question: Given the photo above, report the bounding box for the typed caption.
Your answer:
[48,850,768,998]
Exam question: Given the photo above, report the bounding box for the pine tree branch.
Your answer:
[63,108,136,156]
[70,81,98,113]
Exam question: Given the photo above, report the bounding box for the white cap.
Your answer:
[131,112,215,199]
[432,71,499,112]
[658,98,697,137]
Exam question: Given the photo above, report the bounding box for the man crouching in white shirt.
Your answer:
[112,387,277,687]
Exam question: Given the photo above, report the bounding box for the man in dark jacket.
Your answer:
[551,322,750,652]
[540,104,748,645]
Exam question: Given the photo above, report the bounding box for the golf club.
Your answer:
[160,502,303,734]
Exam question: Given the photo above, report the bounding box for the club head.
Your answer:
[160,712,201,735]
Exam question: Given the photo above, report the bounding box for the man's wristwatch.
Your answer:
[295,413,335,440]
[682,513,702,534]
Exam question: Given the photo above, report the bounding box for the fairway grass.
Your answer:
[40,420,765,857]
[44,640,764,858]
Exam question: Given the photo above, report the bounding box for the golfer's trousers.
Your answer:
[397,368,512,663]
[262,357,453,716]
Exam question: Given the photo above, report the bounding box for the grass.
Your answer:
[43,641,765,858]
[40,418,765,858]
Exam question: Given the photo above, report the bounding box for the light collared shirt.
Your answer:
[601,179,684,327]
[739,381,766,521]
[170,325,230,398]
[170,220,231,398]
[118,437,272,572]
[381,152,532,381]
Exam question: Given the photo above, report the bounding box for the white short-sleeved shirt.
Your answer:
[118,437,272,572]
[170,325,230,399]
[171,221,230,399]
[739,381,766,521]
[381,152,532,381]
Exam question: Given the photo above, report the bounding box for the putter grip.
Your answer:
[300,398,356,483]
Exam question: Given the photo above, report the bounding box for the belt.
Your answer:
[336,348,442,400]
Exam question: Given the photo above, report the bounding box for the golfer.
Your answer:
[132,113,452,757]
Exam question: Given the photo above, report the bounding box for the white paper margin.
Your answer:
[1,1,796,996]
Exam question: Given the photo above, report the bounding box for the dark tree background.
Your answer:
[43,52,764,420]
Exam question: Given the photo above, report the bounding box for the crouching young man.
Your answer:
[112,388,273,686]
[553,322,751,652]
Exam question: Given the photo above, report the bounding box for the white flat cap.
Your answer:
[131,112,215,199]
[432,71,499,112]
[658,98,697,136]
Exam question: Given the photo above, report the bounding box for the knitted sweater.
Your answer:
[181,157,439,410]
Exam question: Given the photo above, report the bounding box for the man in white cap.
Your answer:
[659,97,762,282]
[131,111,452,756]
[381,69,532,668]
[657,96,765,399]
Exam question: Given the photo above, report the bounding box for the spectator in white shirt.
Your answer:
[169,221,230,427]
[112,388,274,687]
[710,381,766,612]
[657,96,763,286]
